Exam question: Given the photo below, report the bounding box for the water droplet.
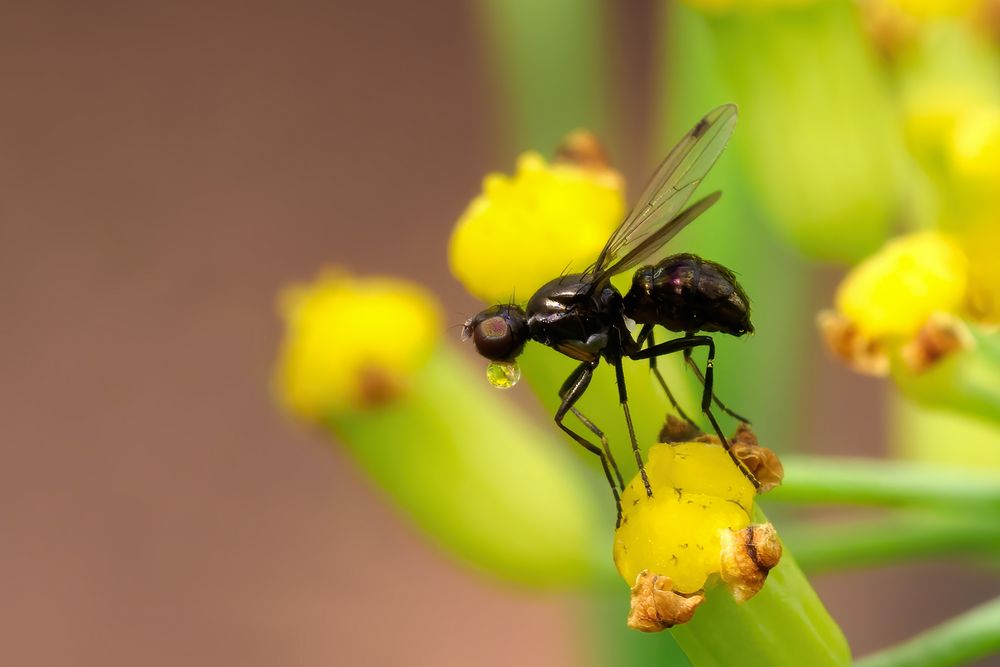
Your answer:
[486,360,520,389]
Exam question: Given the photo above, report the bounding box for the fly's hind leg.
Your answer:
[682,343,752,424]
[630,336,760,489]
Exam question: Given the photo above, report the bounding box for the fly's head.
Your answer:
[462,304,529,388]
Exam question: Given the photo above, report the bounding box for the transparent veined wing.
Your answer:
[596,192,721,280]
[589,104,737,282]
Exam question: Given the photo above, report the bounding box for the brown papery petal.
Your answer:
[720,524,783,603]
[627,570,706,632]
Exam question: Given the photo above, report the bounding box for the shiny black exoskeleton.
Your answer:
[625,253,752,336]
[461,105,755,524]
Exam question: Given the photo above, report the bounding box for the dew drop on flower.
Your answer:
[486,360,520,389]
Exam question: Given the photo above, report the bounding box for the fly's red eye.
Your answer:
[474,316,515,360]
[462,305,528,361]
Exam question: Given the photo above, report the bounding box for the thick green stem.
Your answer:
[855,596,1000,667]
[333,344,607,587]
[784,513,1000,573]
[698,0,906,263]
[771,455,1000,513]
[476,0,611,150]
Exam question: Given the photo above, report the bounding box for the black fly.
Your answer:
[461,105,756,524]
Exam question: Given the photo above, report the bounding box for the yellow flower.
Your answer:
[875,0,976,22]
[613,437,782,629]
[835,231,969,340]
[960,217,1000,322]
[449,150,624,304]
[948,103,1000,197]
[817,231,1000,379]
[273,270,442,421]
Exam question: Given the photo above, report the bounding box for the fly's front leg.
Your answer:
[630,336,760,489]
[556,360,624,525]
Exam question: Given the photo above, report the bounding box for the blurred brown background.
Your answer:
[2,2,996,665]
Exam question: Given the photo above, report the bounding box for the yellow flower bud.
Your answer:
[835,231,969,340]
[448,151,624,304]
[273,270,442,421]
[613,441,781,620]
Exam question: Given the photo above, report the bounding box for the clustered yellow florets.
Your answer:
[836,231,968,340]
[613,439,782,631]
[273,270,441,421]
[449,151,624,304]
[818,230,987,376]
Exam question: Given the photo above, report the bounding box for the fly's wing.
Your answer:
[589,104,737,281]
[599,191,721,279]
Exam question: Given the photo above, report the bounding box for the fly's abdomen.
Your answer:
[623,253,753,336]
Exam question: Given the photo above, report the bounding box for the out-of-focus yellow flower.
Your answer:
[867,0,976,26]
[960,218,1000,322]
[273,270,442,421]
[613,440,781,630]
[897,24,999,167]
[835,231,969,340]
[816,229,1000,388]
[449,150,624,303]
[948,103,1000,192]
[902,84,995,162]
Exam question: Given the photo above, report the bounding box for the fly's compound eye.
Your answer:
[462,305,528,361]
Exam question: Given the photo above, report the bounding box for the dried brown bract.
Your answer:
[659,414,705,443]
[817,310,889,376]
[720,524,783,603]
[627,570,706,632]
[900,314,971,374]
[357,363,406,408]
[729,424,784,494]
[554,130,613,172]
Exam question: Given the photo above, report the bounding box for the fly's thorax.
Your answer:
[623,254,753,336]
[525,274,620,359]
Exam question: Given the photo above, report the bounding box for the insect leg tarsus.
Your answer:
[556,360,624,524]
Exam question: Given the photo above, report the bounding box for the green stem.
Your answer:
[771,456,1000,513]
[784,513,1000,573]
[334,344,607,587]
[855,595,1000,667]
[476,0,611,150]
[698,0,906,263]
